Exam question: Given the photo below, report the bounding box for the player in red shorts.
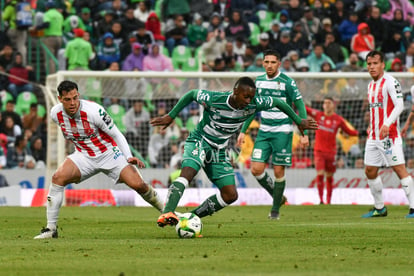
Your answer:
[306,97,359,204]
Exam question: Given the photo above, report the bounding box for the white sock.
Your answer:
[46,184,64,230]
[401,176,414,209]
[368,177,384,210]
[141,185,164,212]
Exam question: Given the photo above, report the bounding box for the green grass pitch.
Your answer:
[1,205,413,276]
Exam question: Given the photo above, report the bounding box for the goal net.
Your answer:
[43,71,414,206]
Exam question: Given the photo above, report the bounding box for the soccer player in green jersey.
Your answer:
[237,49,309,220]
[151,76,317,227]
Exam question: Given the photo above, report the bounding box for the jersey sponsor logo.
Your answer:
[256,81,286,90]
[197,91,210,102]
[112,147,123,160]
[252,148,262,159]
[100,110,113,126]
[369,102,383,108]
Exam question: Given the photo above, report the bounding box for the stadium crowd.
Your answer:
[1,0,414,172]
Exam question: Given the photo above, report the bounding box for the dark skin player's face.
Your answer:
[230,85,256,109]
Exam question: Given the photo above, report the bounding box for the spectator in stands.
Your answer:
[233,36,246,57]
[79,7,94,41]
[121,7,142,35]
[62,14,85,45]
[1,100,21,129]
[145,12,165,42]
[0,44,15,70]
[213,0,231,20]
[242,45,256,69]
[0,30,11,53]
[287,50,300,70]
[64,28,95,70]
[162,0,191,22]
[268,20,281,46]
[6,134,35,169]
[134,24,155,55]
[252,33,272,54]
[2,115,22,147]
[366,6,387,51]
[201,30,226,68]
[0,65,9,91]
[187,13,208,48]
[148,126,170,167]
[110,0,126,20]
[291,21,311,58]
[158,137,180,169]
[382,32,403,60]
[315,18,340,45]
[341,52,363,72]
[22,103,42,133]
[134,1,150,23]
[212,57,226,71]
[143,44,174,72]
[287,0,304,23]
[222,41,243,71]
[94,10,115,39]
[280,56,295,72]
[230,0,256,22]
[97,32,120,70]
[110,21,127,49]
[124,99,151,157]
[401,27,413,53]
[207,12,225,33]
[390,57,404,72]
[184,102,200,132]
[296,58,310,72]
[120,33,137,61]
[30,135,46,168]
[165,14,189,56]
[225,10,250,42]
[300,6,321,41]
[35,1,64,74]
[385,9,411,36]
[382,0,414,25]
[306,44,336,72]
[7,52,34,98]
[274,30,296,59]
[2,0,28,65]
[246,53,265,72]
[324,32,345,68]
[338,12,359,50]
[350,23,375,60]
[122,42,145,71]
[331,0,347,27]
[399,42,414,71]
[278,9,293,32]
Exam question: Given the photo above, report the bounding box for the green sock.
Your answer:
[191,195,226,218]
[163,181,186,213]
[255,172,274,196]
[272,179,286,212]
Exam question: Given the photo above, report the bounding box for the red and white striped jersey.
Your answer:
[367,73,404,140]
[51,100,126,157]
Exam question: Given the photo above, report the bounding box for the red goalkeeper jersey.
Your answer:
[306,106,359,154]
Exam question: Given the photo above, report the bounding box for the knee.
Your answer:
[221,190,238,204]
[251,166,264,177]
[51,172,65,186]
[365,167,377,179]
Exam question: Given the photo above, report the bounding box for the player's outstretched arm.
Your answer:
[150,114,174,129]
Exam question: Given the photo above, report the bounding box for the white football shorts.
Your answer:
[364,137,405,167]
[68,146,129,183]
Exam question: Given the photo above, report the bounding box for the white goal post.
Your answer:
[43,71,414,189]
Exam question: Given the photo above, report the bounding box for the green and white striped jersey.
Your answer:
[255,72,302,133]
[168,89,302,149]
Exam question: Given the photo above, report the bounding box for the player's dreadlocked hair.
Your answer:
[57,80,78,96]
[234,76,256,90]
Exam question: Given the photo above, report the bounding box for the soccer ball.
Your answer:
[175,213,203,238]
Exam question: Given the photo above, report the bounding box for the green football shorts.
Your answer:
[251,131,293,166]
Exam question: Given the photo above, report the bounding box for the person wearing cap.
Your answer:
[62,14,86,44]
[314,17,340,45]
[122,42,144,71]
[238,50,311,220]
[97,32,120,69]
[252,32,272,54]
[79,7,94,41]
[274,30,296,58]
[64,28,95,70]
[187,13,208,47]
[268,20,281,45]
[34,1,64,73]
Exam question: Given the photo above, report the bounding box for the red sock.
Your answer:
[316,175,324,203]
[326,176,333,204]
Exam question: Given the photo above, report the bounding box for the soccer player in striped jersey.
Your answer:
[34,81,163,239]
[362,50,414,218]
[237,49,309,220]
[151,77,318,227]
[306,97,359,204]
